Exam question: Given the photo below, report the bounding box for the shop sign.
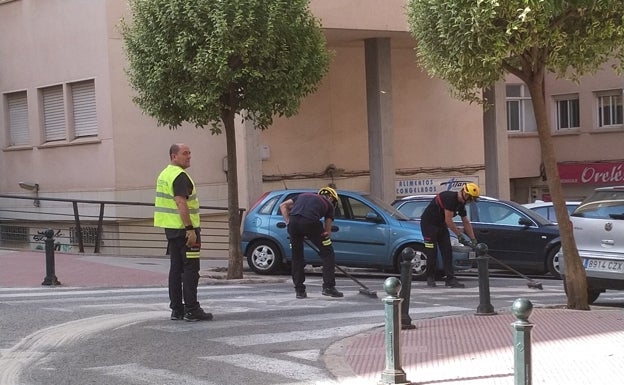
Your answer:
[558,162,624,185]
[395,176,479,196]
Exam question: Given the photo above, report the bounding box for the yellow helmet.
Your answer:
[462,183,480,199]
[318,186,339,202]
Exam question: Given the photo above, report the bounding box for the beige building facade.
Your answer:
[1,0,622,218]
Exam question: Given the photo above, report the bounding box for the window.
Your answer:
[596,90,623,129]
[555,96,580,130]
[42,86,65,142]
[506,84,537,133]
[40,79,98,143]
[5,91,30,146]
[71,81,97,137]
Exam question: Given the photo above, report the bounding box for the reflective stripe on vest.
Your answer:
[154,165,200,229]
[186,250,200,259]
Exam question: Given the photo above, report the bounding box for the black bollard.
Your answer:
[511,298,533,385]
[474,242,495,315]
[379,277,411,385]
[399,248,416,330]
[42,229,61,286]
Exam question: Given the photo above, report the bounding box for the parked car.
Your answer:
[560,186,624,303]
[392,195,563,278]
[523,200,581,224]
[241,189,471,279]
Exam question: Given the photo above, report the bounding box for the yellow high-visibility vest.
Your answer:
[154,165,200,229]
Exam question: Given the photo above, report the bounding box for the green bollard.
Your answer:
[511,298,533,385]
[379,277,411,385]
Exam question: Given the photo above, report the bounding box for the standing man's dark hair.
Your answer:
[154,143,213,321]
[279,187,343,299]
[420,183,479,288]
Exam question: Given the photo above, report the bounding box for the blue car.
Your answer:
[241,189,471,279]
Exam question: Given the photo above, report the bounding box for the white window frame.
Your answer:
[506,84,537,133]
[5,91,30,147]
[39,79,98,144]
[595,89,623,129]
[554,94,580,131]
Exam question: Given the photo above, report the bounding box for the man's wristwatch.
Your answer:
[185,225,194,230]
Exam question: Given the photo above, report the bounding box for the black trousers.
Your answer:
[167,235,200,312]
[420,222,455,281]
[287,215,336,291]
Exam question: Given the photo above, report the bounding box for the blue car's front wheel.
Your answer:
[396,244,429,281]
[246,240,283,275]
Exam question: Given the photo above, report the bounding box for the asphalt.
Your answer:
[2,249,623,385]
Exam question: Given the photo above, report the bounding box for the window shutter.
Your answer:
[7,92,29,146]
[71,80,97,137]
[42,86,66,141]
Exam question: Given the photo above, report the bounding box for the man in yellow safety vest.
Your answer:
[154,143,212,321]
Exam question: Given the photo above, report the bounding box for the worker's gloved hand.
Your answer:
[470,238,478,248]
[321,232,332,246]
[458,233,472,247]
[186,229,197,248]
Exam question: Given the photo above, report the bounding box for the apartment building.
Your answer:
[507,70,624,203]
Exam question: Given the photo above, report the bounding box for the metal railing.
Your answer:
[0,194,243,258]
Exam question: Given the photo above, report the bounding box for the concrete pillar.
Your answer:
[483,81,510,200]
[365,38,395,203]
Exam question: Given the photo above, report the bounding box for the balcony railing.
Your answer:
[0,194,243,258]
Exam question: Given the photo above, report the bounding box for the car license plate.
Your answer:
[583,258,624,273]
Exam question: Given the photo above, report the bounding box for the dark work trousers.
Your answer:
[420,222,455,281]
[288,215,336,291]
[167,235,200,312]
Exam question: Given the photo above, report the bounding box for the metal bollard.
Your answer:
[474,242,495,315]
[511,298,533,385]
[379,277,411,385]
[399,248,416,330]
[42,229,61,286]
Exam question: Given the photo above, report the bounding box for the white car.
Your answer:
[523,200,581,224]
[560,186,624,303]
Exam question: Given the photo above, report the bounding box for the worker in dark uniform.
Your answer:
[420,183,479,288]
[279,187,344,299]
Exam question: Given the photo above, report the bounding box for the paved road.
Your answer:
[0,271,590,385]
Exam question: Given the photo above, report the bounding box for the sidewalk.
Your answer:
[326,306,624,385]
[0,248,283,287]
[2,249,623,385]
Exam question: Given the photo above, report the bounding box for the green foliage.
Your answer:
[120,0,331,132]
[406,0,624,103]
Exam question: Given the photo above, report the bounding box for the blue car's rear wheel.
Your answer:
[246,240,283,275]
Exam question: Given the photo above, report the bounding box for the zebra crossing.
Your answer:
[0,276,579,385]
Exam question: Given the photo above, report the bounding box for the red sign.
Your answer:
[558,162,624,185]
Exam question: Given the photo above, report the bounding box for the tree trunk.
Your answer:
[524,76,589,310]
[222,108,244,279]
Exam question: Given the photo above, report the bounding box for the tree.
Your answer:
[406,0,624,310]
[121,0,330,279]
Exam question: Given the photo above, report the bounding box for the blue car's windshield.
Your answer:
[363,194,410,220]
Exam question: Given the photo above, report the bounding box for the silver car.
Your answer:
[560,186,624,303]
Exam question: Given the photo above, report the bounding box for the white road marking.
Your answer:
[283,349,321,361]
[210,323,380,347]
[86,363,215,385]
[202,353,329,381]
